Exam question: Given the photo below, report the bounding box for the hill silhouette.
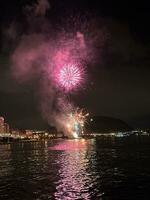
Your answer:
[86,116,132,133]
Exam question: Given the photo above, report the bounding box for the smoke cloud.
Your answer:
[9,2,106,134]
[25,0,50,17]
[11,32,88,133]
[34,0,50,16]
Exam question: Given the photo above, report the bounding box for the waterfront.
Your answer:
[0,136,150,199]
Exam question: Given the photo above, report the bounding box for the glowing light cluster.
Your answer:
[66,108,89,138]
[56,63,84,92]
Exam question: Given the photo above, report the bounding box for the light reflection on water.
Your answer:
[1,137,150,199]
[52,139,101,200]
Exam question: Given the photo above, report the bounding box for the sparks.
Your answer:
[72,132,79,139]
[55,63,84,92]
[65,108,89,138]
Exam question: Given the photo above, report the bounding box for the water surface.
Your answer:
[0,136,150,199]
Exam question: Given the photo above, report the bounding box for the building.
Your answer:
[0,117,4,133]
[25,130,33,139]
[4,123,10,133]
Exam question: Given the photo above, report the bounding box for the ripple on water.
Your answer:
[1,137,150,199]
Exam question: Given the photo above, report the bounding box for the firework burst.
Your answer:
[65,108,89,138]
[54,63,85,93]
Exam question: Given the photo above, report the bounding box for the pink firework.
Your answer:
[56,63,84,92]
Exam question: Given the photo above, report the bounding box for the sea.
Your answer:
[0,136,150,200]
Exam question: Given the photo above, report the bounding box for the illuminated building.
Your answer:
[4,123,10,133]
[25,130,33,138]
[0,117,4,133]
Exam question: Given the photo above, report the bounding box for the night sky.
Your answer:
[0,0,150,129]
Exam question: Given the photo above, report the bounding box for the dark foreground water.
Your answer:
[0,136,150,200]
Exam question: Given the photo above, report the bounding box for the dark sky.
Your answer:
[0,0,150,129]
